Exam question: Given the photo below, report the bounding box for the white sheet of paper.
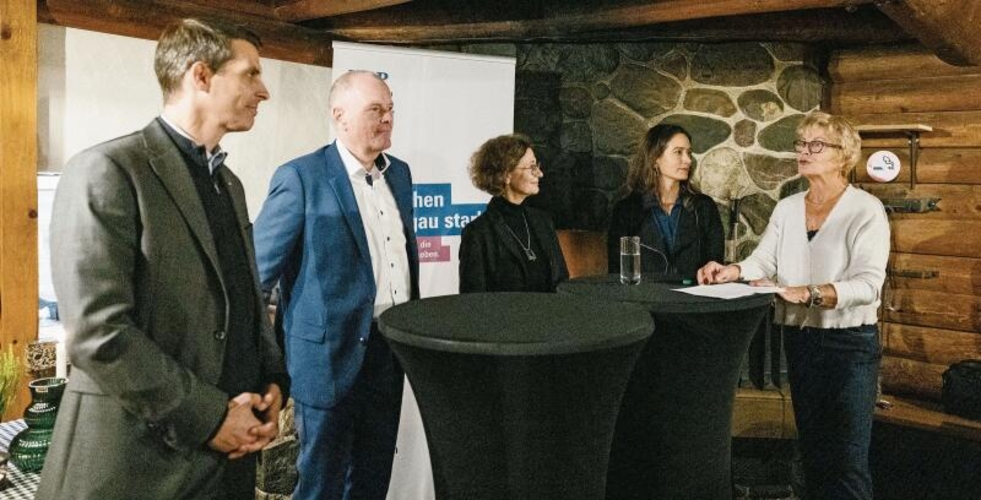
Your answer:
[674,283,782,299]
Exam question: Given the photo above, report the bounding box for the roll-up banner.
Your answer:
[331,42,516,499]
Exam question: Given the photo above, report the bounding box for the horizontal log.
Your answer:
[275,0,412,22]
[732,388,796,439]
[886,253,981,295]
[854,148,981,185]
[833,74,981,115]
[829,45,981,83]
[883,288,981,333]
[846,111,981,149]
[556,230,607,279]
[42,0,333,67]
[178,0,276,18]
[880,356,945,402]
[881,322,981,366]
[876,0,981,66]
[862,184,981,220]
[890,219,981,258]
[321,0,877,43]
[873,394,981,441]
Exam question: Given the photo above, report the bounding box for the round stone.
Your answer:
[658,53,688,81]
[743,153,799,191]
[593,155,630,191]
[560,121,593,153]
[560,86,593,119]
[683,89,737,117]
[610,62,682,117]
[658,114,731,154]
[739,193,777,235]
[778,65,823,112]
[692,147,754,200]
[759,114,806,153]
[737,89,784,122]
[733,120,757,147]
[691,43,774,87]
[591,99,645,156]
[558,44,620,83]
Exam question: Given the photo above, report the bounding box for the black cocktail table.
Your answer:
[559,275,773,500]
[379,292,654,500]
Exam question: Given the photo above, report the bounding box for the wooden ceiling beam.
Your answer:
[876,0,981,66]
[324,0,875,43]
[275,0,412,22]
[551,8,907,46]
[179,0,277,19]
[41,0,333,67]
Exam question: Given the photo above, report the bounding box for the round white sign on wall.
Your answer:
[866,150,901,183]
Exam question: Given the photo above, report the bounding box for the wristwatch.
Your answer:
[807,284,823,308]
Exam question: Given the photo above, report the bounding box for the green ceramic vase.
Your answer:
[9,377,67,473]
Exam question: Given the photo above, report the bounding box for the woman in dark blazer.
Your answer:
[460,134,569,293]
[608,123,724,281]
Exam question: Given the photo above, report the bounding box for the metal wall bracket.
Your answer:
[855,124,933,188]
[880,197,941,213]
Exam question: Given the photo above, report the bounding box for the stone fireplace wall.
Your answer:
[456,42,826,261]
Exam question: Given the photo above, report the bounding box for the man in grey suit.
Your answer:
[37,18,288,500]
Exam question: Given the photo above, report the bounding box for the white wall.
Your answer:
[38,24,332,218]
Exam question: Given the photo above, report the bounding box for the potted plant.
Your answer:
[0,345,21,421]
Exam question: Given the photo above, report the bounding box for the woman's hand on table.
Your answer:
[696,261,740,285]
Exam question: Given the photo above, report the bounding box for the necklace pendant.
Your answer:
[524,248,537,261]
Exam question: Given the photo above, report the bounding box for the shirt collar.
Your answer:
[158,115,226,174]
[336,139,390,181]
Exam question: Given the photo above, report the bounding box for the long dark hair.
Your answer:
[624,123,700,207]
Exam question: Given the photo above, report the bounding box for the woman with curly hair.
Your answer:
[459,133,568,293]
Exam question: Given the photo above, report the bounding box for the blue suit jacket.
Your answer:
[254,142,419,409]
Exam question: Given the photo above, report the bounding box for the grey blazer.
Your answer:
[36,120,286,500]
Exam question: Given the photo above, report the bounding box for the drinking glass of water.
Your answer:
[620,236,641,285]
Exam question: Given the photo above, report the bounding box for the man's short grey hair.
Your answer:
[154,18,261,100]
[328,70,387,110]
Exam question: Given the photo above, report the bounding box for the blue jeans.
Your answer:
[784,324,881,500]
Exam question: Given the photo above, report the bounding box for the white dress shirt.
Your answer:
[336,139,411,319]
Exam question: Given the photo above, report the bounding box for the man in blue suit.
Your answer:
[253,70,419,500]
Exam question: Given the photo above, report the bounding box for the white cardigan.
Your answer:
[738,186,890,329]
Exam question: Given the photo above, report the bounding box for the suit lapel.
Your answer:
[382,158,415,246]
[142,121,223,279]
[324,145,373,268]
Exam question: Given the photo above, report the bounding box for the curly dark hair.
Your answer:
[469,134,534,196]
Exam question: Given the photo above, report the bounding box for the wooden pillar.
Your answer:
[0,0,39,417]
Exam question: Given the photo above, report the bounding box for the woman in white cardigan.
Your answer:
[697,111,889,500]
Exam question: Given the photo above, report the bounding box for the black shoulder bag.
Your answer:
[942,359,981,420]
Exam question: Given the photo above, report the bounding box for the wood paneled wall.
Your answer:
[830,45,981,401]
[0,0,39,416]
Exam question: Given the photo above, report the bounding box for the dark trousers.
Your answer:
[293,331,404,500]
[218,454,257,500]
[785,324,881,500]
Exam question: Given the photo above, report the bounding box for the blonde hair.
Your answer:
[796,111,862,177]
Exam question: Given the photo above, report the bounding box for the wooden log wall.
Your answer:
[0,0,39,417]
[830,45,981,402]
